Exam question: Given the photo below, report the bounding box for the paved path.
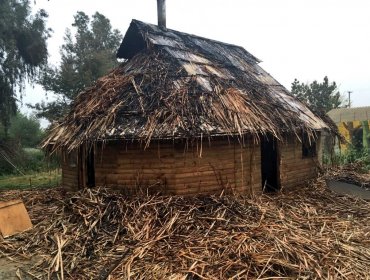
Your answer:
[328,180,370,200]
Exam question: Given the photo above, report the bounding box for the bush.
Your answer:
[324,146,370,171]
[0,112,50,175]
[23,148,47,172]
[0,146,59,175]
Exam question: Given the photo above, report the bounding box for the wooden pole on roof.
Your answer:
[348,91,352,108]
[157,0,166,30]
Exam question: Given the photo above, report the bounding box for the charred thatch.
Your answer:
[43,20,330,152]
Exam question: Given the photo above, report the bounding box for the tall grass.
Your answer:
[323,146,370,171]
[0,170,61,190]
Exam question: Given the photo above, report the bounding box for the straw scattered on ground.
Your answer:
[0,178,369,279]
[324,162,370,190]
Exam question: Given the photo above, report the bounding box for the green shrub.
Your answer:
[0,147,59,175]
[324,146,370,171]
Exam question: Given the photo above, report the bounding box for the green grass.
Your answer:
[0,170,61,190]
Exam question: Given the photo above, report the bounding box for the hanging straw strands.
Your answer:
[0,177,369,279]
[43,20,334,153]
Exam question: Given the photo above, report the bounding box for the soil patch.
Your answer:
[328,180,370,199]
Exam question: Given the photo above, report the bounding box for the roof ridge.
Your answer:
[118,19,260,64]
[131,19,258,57]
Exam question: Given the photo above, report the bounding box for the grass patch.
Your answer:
[0,170,61,190]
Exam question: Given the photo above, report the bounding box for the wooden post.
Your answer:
[157,0,166,29]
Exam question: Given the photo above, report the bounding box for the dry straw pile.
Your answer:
[0,178,369,279]
[44,49,319,152]
[324,162,370,190]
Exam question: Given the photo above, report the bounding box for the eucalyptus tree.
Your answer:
[0,0,50,135]
[34,11,122,122]
[291,76,343,113]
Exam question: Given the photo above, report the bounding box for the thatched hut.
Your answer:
[43,17,332,195]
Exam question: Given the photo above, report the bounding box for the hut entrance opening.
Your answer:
[261,134,280,192]
[78,146,96,188]
[86,147,95,188]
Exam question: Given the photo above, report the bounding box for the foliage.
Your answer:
[323,146,370,170]
[10,112,44,147]
[0,112,49,175]
[0,111,44,147]
[291,76,344,113]
[33,11,122,122]
[0,146,59,175]
[0,0,50,133]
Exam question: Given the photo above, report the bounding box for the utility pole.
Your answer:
[348,91,352,108]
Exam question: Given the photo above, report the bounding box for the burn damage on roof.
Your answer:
[44,19,331,152]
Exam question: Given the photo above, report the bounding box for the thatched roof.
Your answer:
[44,19,329,152]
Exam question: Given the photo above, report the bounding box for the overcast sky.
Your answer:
[22,0,370,115]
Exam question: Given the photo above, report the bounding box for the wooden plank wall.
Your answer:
[279,136,319,189]
[61,135,320,193]
[173,139,261,195]
[61,151,79,190]
[95,141,176,193]
[94,138,262,195]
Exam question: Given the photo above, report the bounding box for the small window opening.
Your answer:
[302,134,316,158]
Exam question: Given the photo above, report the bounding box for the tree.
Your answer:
[33,11,122,122]
[0,112,43,148]
[0,112,45,175]
[291,76,343,113]
[8,112,44,147]
[0,0,50,134]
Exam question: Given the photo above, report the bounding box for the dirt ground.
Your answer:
[328,180,370,199]
[0,256,36,279]
[0,257,18,280]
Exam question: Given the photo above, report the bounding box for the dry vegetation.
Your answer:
[324,162,370,190]
[0,178,369,279]
[44,37,333,153]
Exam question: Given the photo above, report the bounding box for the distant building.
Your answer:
[327,106,370,150]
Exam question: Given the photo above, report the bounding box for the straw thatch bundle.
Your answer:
[0,177,369,279]
[43,20,330,152]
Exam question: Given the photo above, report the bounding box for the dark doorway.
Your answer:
[86,147,95,188]
[261,134,280,192]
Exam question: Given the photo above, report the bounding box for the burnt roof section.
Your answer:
[117,19,261,66]
[43,20,331,152]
